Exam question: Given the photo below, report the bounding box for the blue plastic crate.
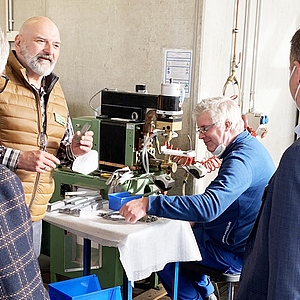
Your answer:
[108,191,141,211]
[49,275,122,300]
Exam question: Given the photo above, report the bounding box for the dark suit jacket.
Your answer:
[235,138,300,300]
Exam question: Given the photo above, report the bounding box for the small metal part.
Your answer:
[64,195,103,206]
[47,201,65,212]
[59,204,74,214]
[75,123,91,143]
[99,211,124,221]
[70,201,104,217]
[99,211,158,223]
[154,174,175,191]
[138,215,158,223]
[70,205,92,217]
[65,190,99,197]
[64,196,88,205]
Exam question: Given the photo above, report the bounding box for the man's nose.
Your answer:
[43,42,54,55]
[198,132,205,139]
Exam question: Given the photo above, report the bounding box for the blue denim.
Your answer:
[32,219,42,258]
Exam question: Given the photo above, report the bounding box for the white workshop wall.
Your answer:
[0,0,199,195]
[0,0,197,110]
[194,0,300,194]
[0,0,299,196]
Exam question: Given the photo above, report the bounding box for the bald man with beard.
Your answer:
[0,16,94,258]
[0,26,50,300]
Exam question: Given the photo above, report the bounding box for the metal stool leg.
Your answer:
[228,282,235,300]
[212,282,221,300]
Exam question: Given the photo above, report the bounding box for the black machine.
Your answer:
[76,88,185,175]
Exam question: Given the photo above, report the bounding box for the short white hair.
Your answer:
[194,96,244,133]
[0,27,9,74]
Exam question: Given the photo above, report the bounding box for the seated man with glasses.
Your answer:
[120,96,275,300]
[0,26,49,299]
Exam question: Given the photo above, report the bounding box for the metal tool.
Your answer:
[70,201,104,217]
[75,123,91,143]
[99,211,124,221]
[64,195,102,205]
[47,200,65,212]
[48,194,105,217]
[99,211,158,222]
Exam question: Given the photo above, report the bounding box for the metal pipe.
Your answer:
[8,0,13,31]
[5,0,9,31]
[249,0,262,111]
[222,0,241,105]
[240,0,251,112]
[189,0,200,142]
[6,0,14,32]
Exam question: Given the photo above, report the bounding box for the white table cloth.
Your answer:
[44,210,202,284]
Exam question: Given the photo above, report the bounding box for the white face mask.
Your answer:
[211,143,226,158]
[211,130,226,158]
[290,65,300,110]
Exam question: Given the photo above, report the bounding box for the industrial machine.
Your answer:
[242,111,269,138]
[46,82,206,286]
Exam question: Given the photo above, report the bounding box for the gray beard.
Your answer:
[21,44,56,76]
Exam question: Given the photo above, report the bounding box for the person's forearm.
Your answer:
[0,146,20,171]
[56,144,76,167]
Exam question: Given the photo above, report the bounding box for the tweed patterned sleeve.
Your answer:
[0,145,20,171]
[0,165,49,299]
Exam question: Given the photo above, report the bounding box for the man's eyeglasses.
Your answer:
[0,74,9,93]
[196,123,215,134]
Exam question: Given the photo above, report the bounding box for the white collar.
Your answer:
[294,124,300,136]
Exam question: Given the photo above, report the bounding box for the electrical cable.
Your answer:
[194,156,222,173]
[143,189,160,197]
[187,134,192,151]
[181,172,189,196]
[142,131,163,174]
[131,131,161,195]
[88,89,102,116]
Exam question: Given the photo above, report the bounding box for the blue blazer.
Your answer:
[235,138,300,300]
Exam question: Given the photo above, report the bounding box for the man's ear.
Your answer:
[225,120,232,132]
[295,61,300,81]
[14,34,21,52]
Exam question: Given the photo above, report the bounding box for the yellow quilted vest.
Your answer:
[0,51,68,221]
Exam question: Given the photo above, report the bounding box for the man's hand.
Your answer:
[119,197,149,223]
[17,150,60,173]
[71,131,94,156]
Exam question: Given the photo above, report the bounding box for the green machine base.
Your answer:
[43,168,153,288]
[49,226,123,288]
[44,168,125,287]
